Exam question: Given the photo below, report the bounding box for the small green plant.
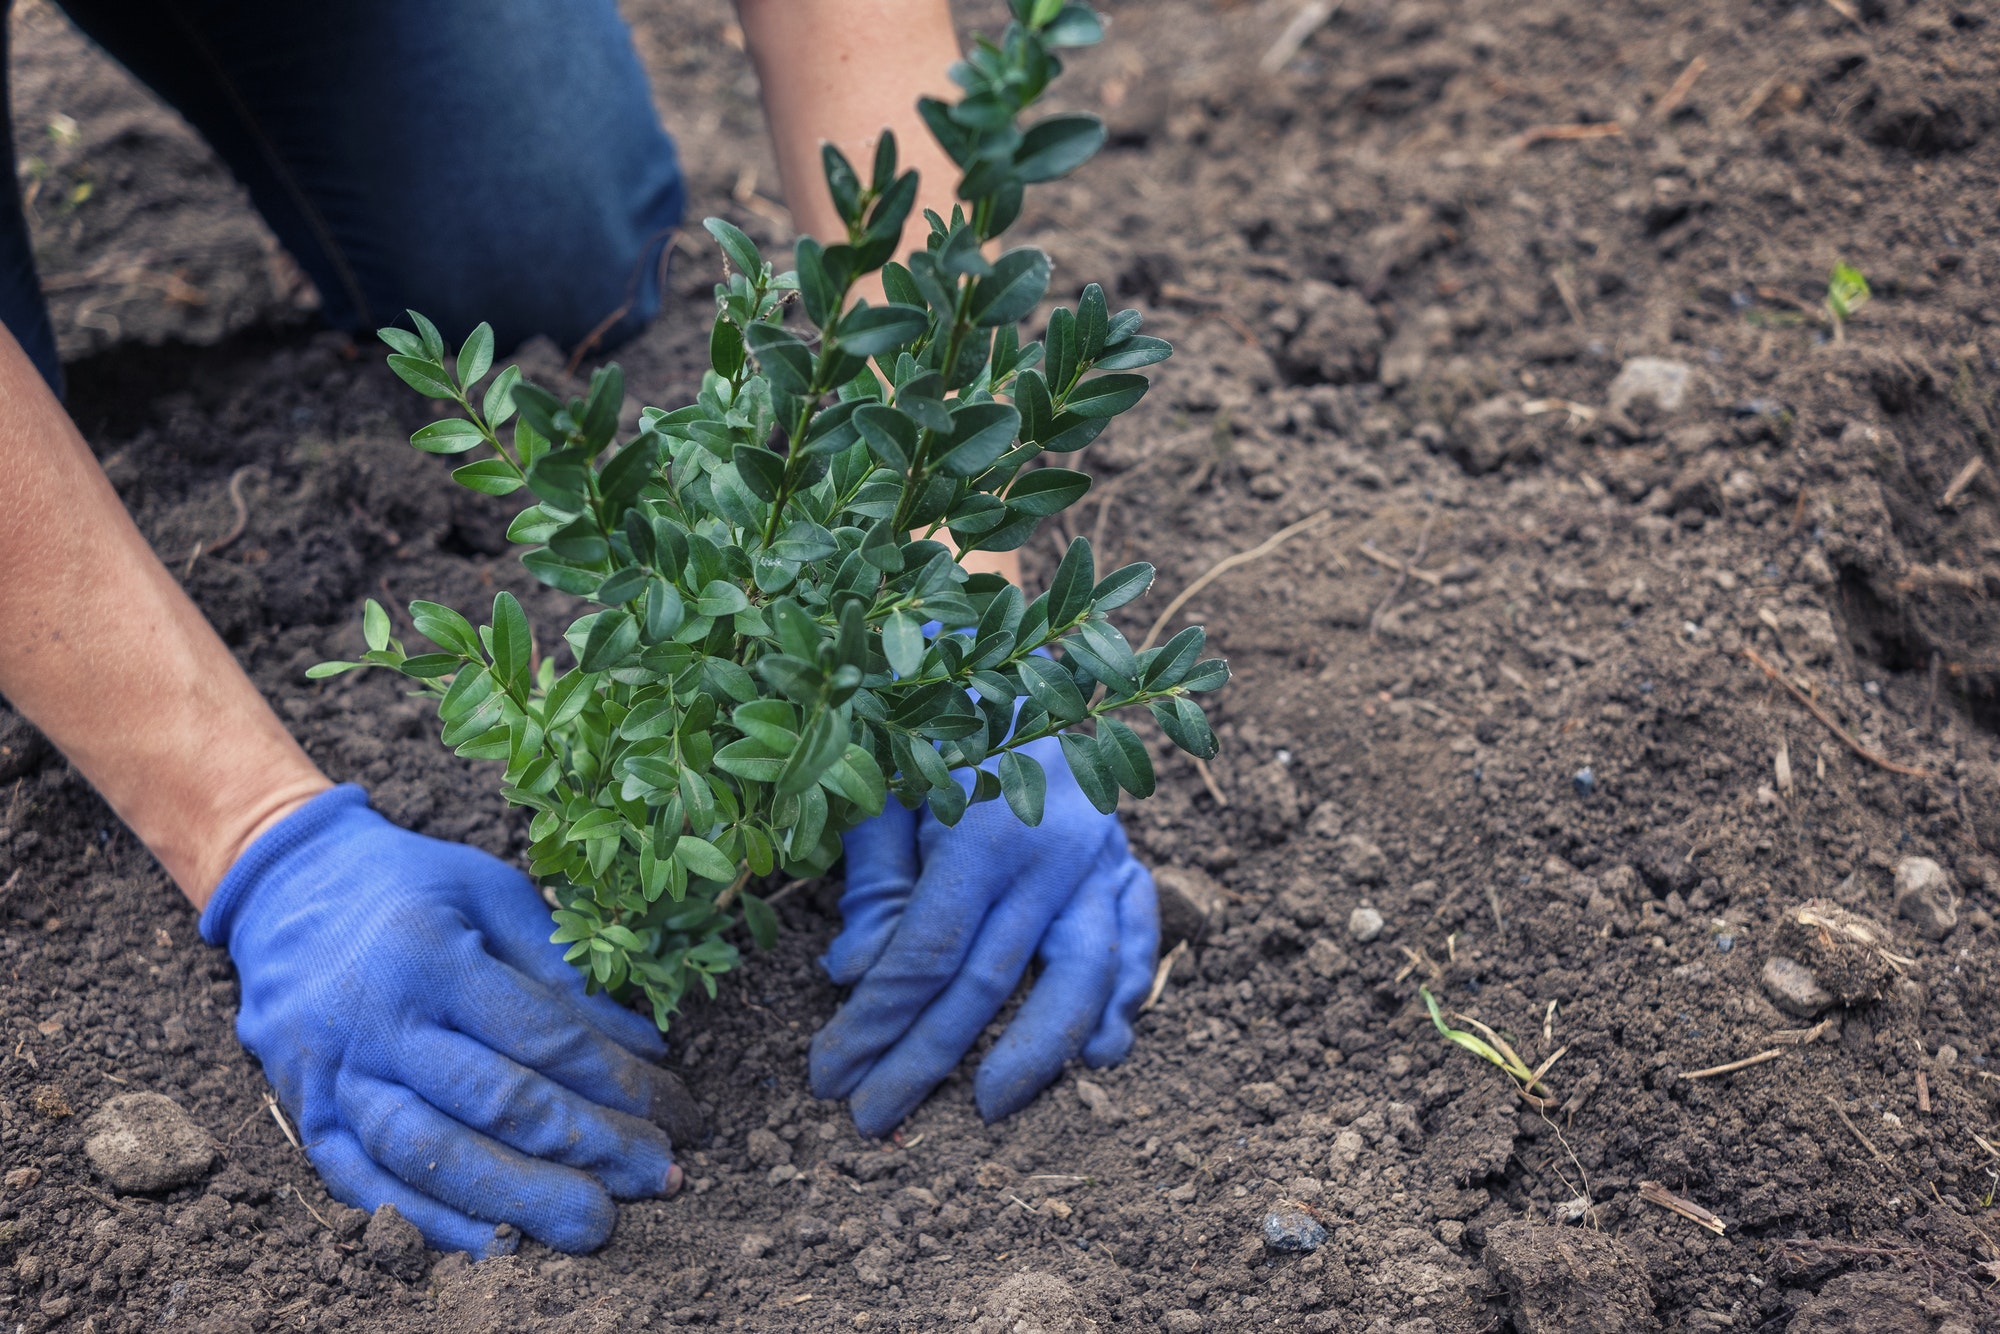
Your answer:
[1825,260,1871,340]
[1420,988,1559,1108]
[311,0,1226,1030]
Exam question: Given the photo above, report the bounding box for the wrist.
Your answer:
[174,765,336,911]
[198,783,366,944]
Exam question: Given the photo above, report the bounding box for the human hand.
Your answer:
[200,785,701,1256]
[808,735,1158,1137]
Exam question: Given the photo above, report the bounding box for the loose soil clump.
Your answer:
[5,0,2000,1329]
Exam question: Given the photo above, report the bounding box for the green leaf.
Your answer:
[732,444,786,502]
[796,237,840,328]
[1091,562,1155,611]
[1148,695,1218,759]
[1145,625,1205,689]
[1014,114,1106,182]
[883,611,925,678]
[483,364,523,426]
[409,601,480,657]
[1058,731,1119,813]
[580,609,640,672]
[565,808,625,842]
[741,891,780,951]
[410,418,485,455]
[457,322,494,388]
[1043,4,1105,45]
[1046,536,1096,627]
[743,323,815,397]
[378,326,423,357]
[1093,335,1172,370]
[704,217,764,277]
[1005,467,1090,516]
[306,661,363,679]
[388,354,457,400]
[967,248,1052,327]
[939,401,1023,477]
[710,314,745,379]
[1181,658,1231,692]
[451,458,524,495]
[363,599,392,653]
[1063,373,1149,419]
[490,592,532,697]
[853,403,917,472]
[1071,619,1138,690]
[997,751,1046,825]
[409,311,447,362]
[1020,654,1087,723]
[837,304,930,358]
[696,580,751,618]
[1098,717,1155,797]
[675,834,738,883]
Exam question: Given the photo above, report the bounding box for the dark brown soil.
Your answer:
[5,0,2000,1330]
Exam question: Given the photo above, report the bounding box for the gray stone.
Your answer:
[1162,1311,1206,1334]
[1348,906,1385,943]
[745,1128,791,1168]
[738,1232,773,1259]
[1894,857,1958,939]
[1762,955,1833,1018]
[363,1203,429,1282]
[1338,834,1387,884]
[1607,356,1692,423]
[1074,1078,1124,1124]
[82,1093,216,1195]
[1263,1210,1327,1253]
[1238,1082,1287,1117]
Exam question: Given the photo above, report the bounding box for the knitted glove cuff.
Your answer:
[199,784,372,946]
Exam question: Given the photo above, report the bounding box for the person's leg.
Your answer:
[0,13,65,395]
[54,0,685,353]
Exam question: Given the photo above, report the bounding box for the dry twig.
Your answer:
[1513,123,1624,150]
[1639,1181,1726,1235]
[1681,1049,1784,1080]
[1743,646,1931,777]
[1370,514,1436,636]
[1918,1071,1931,1115]
[1825,1094,1892,1164]
[1140,510,1330,651]
[266,1093,302,1151]
[1260,0,1342,73]
[1940,456,1987,509]
[1142,940,1190,1011]
[1357,541,1443,586]
[1654,55,1709,119]
[1190,756,1229,807]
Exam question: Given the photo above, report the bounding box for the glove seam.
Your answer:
[198,784,372,946]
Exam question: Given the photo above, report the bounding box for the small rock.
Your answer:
[1154,865,1223,947]
[1762,956,1833,1018]
[746,1128,791,1168]
[1347,906,1385,943]
[1329,1129,1366,1170]
[739,1232,773,1259]
[1166,1182,1198,1203]
[1075,1078,1124,1124]
[1607,356,1692,423]
[4,1167,40,1192]
[1162,1311,1206,1334]
[363,1202,429,1282]
[1238,1082,1287,1117]
[1305,937,1353,979]
[1438,1220,1466,1248]
[1894,857,1958,939]
[795,1216,830,1246]
[1338,834,1386,884]
[83,1093,216,1194]
[767,1164,800,1184]
[1287,1176,1325,1199]
[1573,767,1596,797]
[1262,1210,1327,1254]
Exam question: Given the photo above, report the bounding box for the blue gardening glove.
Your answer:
[808,734,1159,1137]
[200,785,700,1257]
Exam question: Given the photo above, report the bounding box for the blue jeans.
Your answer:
[0,0,686,394]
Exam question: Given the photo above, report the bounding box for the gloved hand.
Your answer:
[809,734,1159,1137]
[200,784,700,1257]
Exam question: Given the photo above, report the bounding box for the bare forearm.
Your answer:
[0,329,328,905]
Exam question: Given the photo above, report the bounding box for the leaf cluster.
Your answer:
[315,1,1225,1030]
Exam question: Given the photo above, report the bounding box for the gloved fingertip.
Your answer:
[663,1163,684,1198]
[807,1029,869,1103]
[1080,1019,1137,1069]
[647,1067,705,1147]
[973,1067,1046,1126]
